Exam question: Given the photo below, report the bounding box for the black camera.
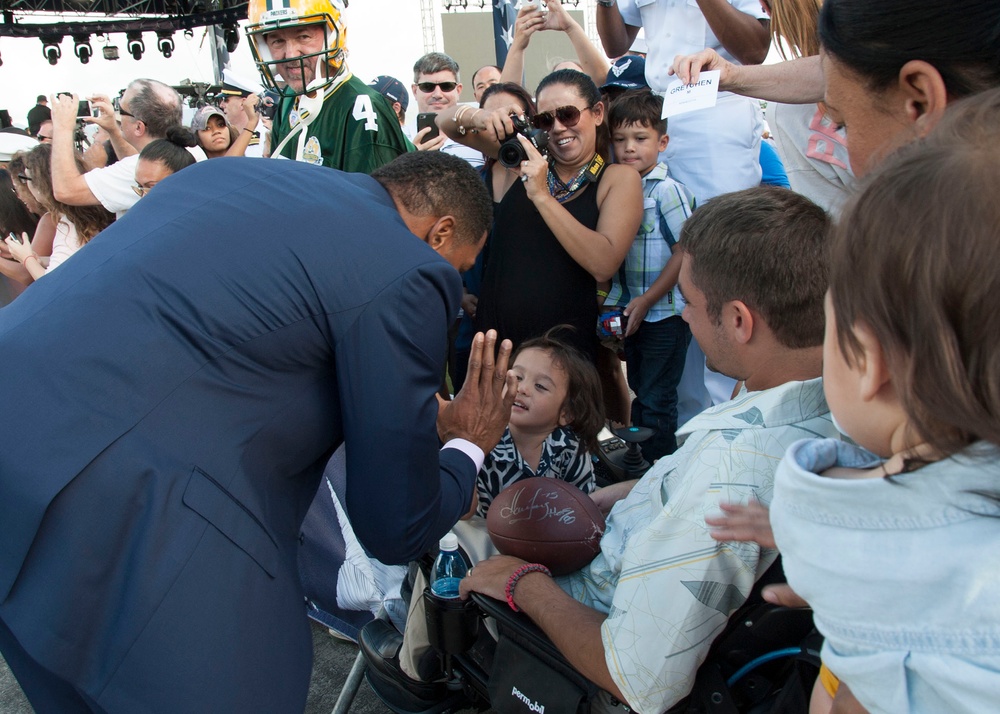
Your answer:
[256,90,280,120]
[497,115,549,168]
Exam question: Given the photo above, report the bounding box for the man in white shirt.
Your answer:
[50,80,183,218]
[598,0,773,419]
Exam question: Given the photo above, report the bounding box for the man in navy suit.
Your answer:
[0,152,514,713]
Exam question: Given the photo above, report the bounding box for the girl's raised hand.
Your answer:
[5,233,33,264]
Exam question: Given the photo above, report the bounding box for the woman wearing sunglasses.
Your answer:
[439,68,641,360]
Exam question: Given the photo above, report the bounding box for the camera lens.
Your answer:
[497,139,526,169]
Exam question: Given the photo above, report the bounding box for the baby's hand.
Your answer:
[705,500,775,549]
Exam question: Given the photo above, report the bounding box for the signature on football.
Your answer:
[499,486,577,525]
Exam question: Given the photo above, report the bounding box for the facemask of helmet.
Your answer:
[247,0,348,96]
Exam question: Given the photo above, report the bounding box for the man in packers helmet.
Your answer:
[247,0,412,171]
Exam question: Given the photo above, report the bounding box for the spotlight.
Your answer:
[103,43,120,60]
[183,29,194,40]
[73,34,93,64]
[126,31,145,61]
[223,24,239,53]
[41,35,62,65]
[156,30,174,59]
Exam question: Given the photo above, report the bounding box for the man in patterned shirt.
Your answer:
[246,0,410,172]
[462,186,840,713]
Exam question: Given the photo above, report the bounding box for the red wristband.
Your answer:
[504,563,552,612]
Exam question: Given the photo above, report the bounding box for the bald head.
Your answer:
[125,79,183,140]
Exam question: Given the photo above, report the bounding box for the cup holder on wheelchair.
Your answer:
[423,588,482,656]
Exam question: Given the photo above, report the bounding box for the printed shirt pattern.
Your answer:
[476,426,595,518]
[558,379,837,713]
[606,163,695,321]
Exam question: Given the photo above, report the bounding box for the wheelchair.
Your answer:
[357,555,820,714]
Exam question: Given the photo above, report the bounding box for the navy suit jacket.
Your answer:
[0,158,477,712]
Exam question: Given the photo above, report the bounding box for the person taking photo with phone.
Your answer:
[408,52,484,168]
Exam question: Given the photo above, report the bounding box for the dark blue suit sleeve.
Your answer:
[335,260,476,564]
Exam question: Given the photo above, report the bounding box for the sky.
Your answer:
[0,1,427,126]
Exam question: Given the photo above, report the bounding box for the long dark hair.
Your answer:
[0,170,39,238]
[818,0,1000,98]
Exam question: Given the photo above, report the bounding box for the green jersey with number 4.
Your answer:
[271,73,413,173]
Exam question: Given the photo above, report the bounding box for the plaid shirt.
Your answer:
[606,163,696,321]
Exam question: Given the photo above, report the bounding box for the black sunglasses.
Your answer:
[530,104,593,131]
[119,108,136,119]
[17,173,32,183]
[416,81,457,93]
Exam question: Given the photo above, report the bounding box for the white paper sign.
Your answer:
[661,70,721,119]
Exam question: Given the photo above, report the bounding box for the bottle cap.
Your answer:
[439,532,459,551]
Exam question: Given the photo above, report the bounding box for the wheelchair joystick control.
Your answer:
[614,425,655,480]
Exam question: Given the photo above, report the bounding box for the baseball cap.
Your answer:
[601,56,648,92]
[367,75,409,113]
[191,105,228,132]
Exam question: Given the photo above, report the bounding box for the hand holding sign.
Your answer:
[662,70,721,119]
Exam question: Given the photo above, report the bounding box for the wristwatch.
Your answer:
[597,0,617,7]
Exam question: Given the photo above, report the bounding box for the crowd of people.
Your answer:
[0,0,998,713]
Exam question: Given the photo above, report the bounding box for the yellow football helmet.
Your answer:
[246,0,348,95]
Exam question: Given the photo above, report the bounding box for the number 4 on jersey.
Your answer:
[352,95,379,132]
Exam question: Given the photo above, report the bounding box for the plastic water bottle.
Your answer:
[430,532,468,599]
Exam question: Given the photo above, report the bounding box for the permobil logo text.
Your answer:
[511,685,545,713]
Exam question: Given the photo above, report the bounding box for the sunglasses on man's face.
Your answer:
[17,174,32,184]
[530,104,592,132]
[416,81,457,93]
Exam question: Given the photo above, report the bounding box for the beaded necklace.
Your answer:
[547,153,606,203]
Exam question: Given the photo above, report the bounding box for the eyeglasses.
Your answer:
[530,105,593,131]
[416,81,457,93]
[17,174,32,184]
[132,184,149,198]
[119,108,136,119]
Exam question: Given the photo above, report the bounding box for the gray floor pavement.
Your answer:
[0,620,474,714]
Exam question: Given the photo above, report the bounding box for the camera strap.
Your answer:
[547,153,605,204]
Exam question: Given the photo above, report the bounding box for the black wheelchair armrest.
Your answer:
[469,592,578,669]
[469,592,604,712]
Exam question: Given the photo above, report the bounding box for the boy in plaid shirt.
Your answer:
[606,90,696,460]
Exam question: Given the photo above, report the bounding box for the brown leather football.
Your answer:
[486,477,606,576]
